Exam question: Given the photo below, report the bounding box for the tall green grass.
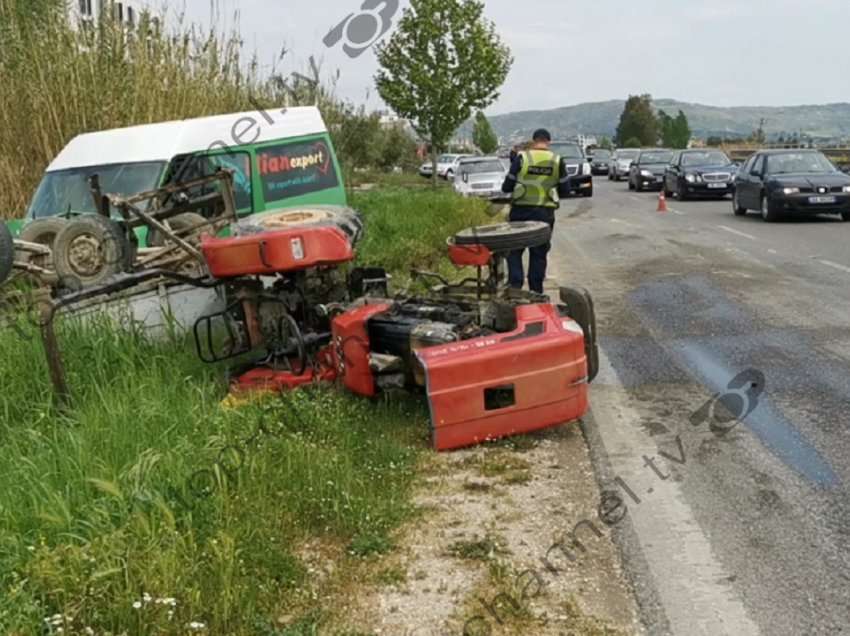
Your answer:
[353,188,495,276]
[0,316,425,633]
[0,187,489,634]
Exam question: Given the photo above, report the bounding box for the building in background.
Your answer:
[71,0,147,28]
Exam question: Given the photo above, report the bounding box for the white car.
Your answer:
[453,156,509,199]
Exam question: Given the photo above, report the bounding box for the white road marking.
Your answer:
[819,259,850,274]
[717,225,757,241]
[591,351,761,636]
[671,209,686,216]
[767,249,778,254]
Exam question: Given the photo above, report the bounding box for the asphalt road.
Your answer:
[547,178,850,635]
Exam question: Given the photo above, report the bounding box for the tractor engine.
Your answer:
[195,209,599,451]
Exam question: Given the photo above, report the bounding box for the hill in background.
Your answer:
[464,99,850,143]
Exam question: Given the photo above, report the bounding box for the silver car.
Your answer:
[609,149,640,181]
[453,156,509,199]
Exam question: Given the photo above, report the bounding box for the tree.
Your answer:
[598,136,614,150]
[624,137,642,148]
[375,0,512,185]
[472,111,499,154]
[615,95,659,147]
[658,109,691,149]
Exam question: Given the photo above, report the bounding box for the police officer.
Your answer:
[501,129,572,293]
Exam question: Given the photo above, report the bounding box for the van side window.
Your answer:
[257,138,339,203]
[168,152,253,213]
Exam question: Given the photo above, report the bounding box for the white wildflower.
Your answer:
[188,621,207,630]
[132,601,142,610]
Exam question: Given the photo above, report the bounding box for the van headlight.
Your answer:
[582,162,591,175]
[685,173,699,183]
[640,169,653,178]
[782,187,800,195]
[842,186,850,193]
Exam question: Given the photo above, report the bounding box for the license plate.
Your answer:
[707,183,727,189]
[809,195,836,204]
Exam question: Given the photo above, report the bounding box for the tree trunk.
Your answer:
[431,146,439,189]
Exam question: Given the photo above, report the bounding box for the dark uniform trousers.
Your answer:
[506,204,555,294]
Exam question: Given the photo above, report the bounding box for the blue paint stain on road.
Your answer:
[626,274,840,488]
[674,341,839,487]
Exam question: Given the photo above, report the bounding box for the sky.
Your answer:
[175,0,850,116]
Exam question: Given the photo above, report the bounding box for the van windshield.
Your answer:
[28,161,165,219]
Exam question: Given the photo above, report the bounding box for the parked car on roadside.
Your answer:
[453,156,509,200]
[550,141,593,197]
[732,149,850,222]
[589,149,613,176]
[418,153,471,180]
[629,149,674,191]
[609,148,640,181]
[664,149,737,200]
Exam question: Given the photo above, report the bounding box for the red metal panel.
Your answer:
[416,304,589,451]
[330,303,392,397]
[447,242,492,267]
[201,226,354,278]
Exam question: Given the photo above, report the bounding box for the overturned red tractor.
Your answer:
[195,208,599,451]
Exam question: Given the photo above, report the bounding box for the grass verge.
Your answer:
[0,187,490,634]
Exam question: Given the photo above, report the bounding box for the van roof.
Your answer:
[47,106,327,172]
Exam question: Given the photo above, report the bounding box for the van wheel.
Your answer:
[53,215,130,287]
[147,212,207,247]
[0,223,14,285]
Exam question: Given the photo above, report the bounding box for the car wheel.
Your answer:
[677,181,688,201]
[445,170,454,181]
[453,221,551,252]
[841,212,850,222]
[635,180,643,192]
[52,215,130,287]
[628,178,634,191]
[733,191,747,216]
[663,181,673,198]
[0,223,14,285]
[760,194,780,223]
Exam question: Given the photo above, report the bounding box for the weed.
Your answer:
[447,535,509,562]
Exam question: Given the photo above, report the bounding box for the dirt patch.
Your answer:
[338,426,642,635]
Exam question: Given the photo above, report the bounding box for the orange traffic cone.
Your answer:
[657,190,668,213]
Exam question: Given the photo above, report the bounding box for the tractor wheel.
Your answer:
[559,286,599,383]
[147,212,207,247]
[0,223,13,285]
[52,215,130,287]
[235,206,364,244]
[19,218,68,269]
[453,221,552,252]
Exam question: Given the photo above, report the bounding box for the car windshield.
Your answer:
[550,144,584,160]
[616,150,639,160]
[27,161,165,219]
[460,160,505,175]
[640,151,674,164]
[681,151,730,167]
[767,152,836,175]
[438,155,458,163]
[593,150,612,160]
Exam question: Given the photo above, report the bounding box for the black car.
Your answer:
[732,150,850,222]
[628,149,674,191]
[589,149,612,176]
[550,141,593,197]
[664,149,737,201]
